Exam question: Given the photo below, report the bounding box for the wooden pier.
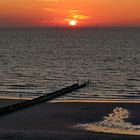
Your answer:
[0,81,89,116]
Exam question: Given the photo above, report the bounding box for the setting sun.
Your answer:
[0,0,140,26]
[69,20,77,26]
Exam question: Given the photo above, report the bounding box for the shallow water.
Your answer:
[77,107,140,135]
[0,27,140,100]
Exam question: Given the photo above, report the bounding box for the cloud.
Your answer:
[43,8,59,13]
[72,15,89,20]
[68,10,79,13]
[65,9,90,22]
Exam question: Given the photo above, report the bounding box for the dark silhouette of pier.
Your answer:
[0,81,89,116]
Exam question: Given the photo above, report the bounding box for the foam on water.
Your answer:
[76,107,140,135]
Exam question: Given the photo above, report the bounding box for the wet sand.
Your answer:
[0,99,23,108]
[0,101,140,140]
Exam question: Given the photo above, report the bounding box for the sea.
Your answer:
[0,27,140,101]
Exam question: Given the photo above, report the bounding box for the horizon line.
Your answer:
[0,25,140,28]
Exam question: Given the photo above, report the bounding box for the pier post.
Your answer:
[77,79,79,85]
[86,80,90,88]
[20,93,21,100]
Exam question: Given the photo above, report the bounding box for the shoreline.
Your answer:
[0,100,140,139]
[50,99,140,103]
[77,125,140,136]
[1,97,140,103]
[0,96,31,100]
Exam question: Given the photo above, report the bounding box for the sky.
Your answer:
[0,0,140,27]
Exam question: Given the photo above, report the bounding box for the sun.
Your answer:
[69,20,77,26]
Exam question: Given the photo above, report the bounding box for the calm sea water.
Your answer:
[0,27,140,100]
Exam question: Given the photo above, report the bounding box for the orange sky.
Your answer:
[0,0,140,26]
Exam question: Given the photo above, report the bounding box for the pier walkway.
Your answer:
[0,81,89,116]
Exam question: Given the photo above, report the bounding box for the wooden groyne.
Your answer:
[0,81,89,116]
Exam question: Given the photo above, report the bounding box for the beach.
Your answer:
[0,9,139,140]
[0,100,140,140]
[0,99,23,108]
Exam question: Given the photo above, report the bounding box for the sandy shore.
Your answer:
[0,100,140,140]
